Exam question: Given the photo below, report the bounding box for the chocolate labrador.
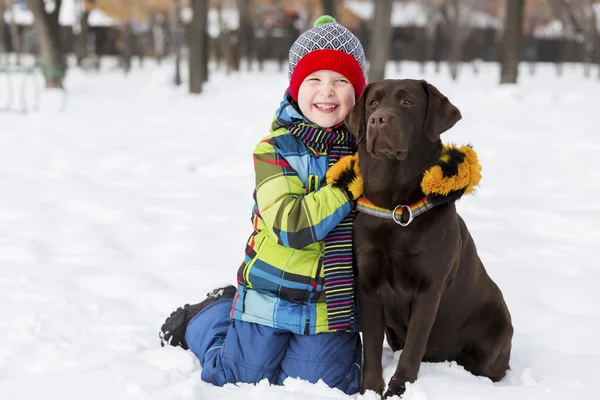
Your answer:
[346,79,513,398]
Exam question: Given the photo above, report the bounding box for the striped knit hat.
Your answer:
[288,15,367,101]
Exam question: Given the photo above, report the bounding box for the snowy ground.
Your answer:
[1,59,599,400]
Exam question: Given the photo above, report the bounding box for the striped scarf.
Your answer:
[289,121,357,332]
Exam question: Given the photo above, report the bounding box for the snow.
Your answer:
[1,58,600,400]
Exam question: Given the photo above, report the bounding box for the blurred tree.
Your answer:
[420,3,443,74]
[217,0,239,73]
[27,0,66,88]
[520,0,553,75]
[543,0,571,75]
[173,0,183,85]
[592,1,600,79]
[500,0,525,84]
[321,0,336,19]
[288,0,314,44]
[189,0,209,94]
[368,0,393,82]
[237,0,255,70]
[439,0,477,81]
[84,0,172,72]
[150,12,169,64]
[0,0,6,63]
[118,21,133,72]
[74,5,90,67]
[548,0,599,77]
[6,0,22,65]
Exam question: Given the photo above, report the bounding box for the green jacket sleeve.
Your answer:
[253,139,352,250]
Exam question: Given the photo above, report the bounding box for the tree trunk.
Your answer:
[597,33,600,80]
[203,30,210,83]
[217,1,228,72]
[9,3,22,65]
[152,13,168,64]
[591,2,600,80]
[76,10,90,67]
[440,0,468,82]
[322,0,336,19]
[135,31,146,69]
[367,0,393,82]
[173,0,183,85]
[119,23,132,73]
[237,0,254,70]
[500,0,525,84]
[0,0,6,63]
[189,0,209,94]
[448,34,462,81]
[27,0,66,88]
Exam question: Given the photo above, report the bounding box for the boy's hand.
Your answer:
[326,154,363,200]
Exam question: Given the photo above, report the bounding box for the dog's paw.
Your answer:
[384,374,408,399]
[383,385,406,399]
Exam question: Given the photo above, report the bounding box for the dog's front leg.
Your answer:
[358,291,385,395]
[384,289,443,398]
[356,248,386,395]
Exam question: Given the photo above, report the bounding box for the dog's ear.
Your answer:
[345,83,374,145]
[421,80,462,142]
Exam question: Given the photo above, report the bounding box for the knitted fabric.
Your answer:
[288,16,367,101]
[288,121,357,332]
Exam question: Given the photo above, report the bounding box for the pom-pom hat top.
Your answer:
[288,15,367,101]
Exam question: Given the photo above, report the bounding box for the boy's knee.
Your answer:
[277,332,362,393]
[202,352,281,387]
[278,360,361,395]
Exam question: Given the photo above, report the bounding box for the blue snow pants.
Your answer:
[184,299,362,394]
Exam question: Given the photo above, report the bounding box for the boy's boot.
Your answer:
[159,285,236,349]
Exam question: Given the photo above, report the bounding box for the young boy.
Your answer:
[160,16,366,394]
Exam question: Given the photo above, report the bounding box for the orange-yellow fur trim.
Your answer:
[421,144,482,196]
[326,143,481,200]
[326,153,364,200]
[326,153,357,185]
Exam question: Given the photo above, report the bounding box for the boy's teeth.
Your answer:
[316,104,336,110]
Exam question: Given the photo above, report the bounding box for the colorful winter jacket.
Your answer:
[230,94,358,335]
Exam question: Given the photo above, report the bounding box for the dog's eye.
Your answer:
[369,100,378,107]
[402,99,413,106]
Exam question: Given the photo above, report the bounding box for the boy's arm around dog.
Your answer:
[253,139,353,250]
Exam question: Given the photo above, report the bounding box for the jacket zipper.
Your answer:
[313,257,323,293]
[309,174,318,192]
[304,253,323,335]
[241,286,247,313]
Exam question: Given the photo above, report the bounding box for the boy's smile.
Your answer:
[297,70,355,128]
[314,103,337,111]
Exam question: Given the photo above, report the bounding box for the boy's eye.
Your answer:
[336,79,349,83]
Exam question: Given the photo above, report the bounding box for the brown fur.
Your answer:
[346,79,513,398]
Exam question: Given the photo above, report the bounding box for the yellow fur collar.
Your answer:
[421,144,482,198]
[326,143,482,202]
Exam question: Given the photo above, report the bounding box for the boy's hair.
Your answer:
[288,15,367,101]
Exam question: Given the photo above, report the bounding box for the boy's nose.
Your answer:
[321,86,334,96]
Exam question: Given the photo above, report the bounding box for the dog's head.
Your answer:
[345,79,462,160]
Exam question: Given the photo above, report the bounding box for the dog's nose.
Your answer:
[369,114,388,129]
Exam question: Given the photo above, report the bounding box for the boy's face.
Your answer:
[297,70,355,128]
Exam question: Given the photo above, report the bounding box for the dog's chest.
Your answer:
[387,248,433,293]
[357,227,434,295]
